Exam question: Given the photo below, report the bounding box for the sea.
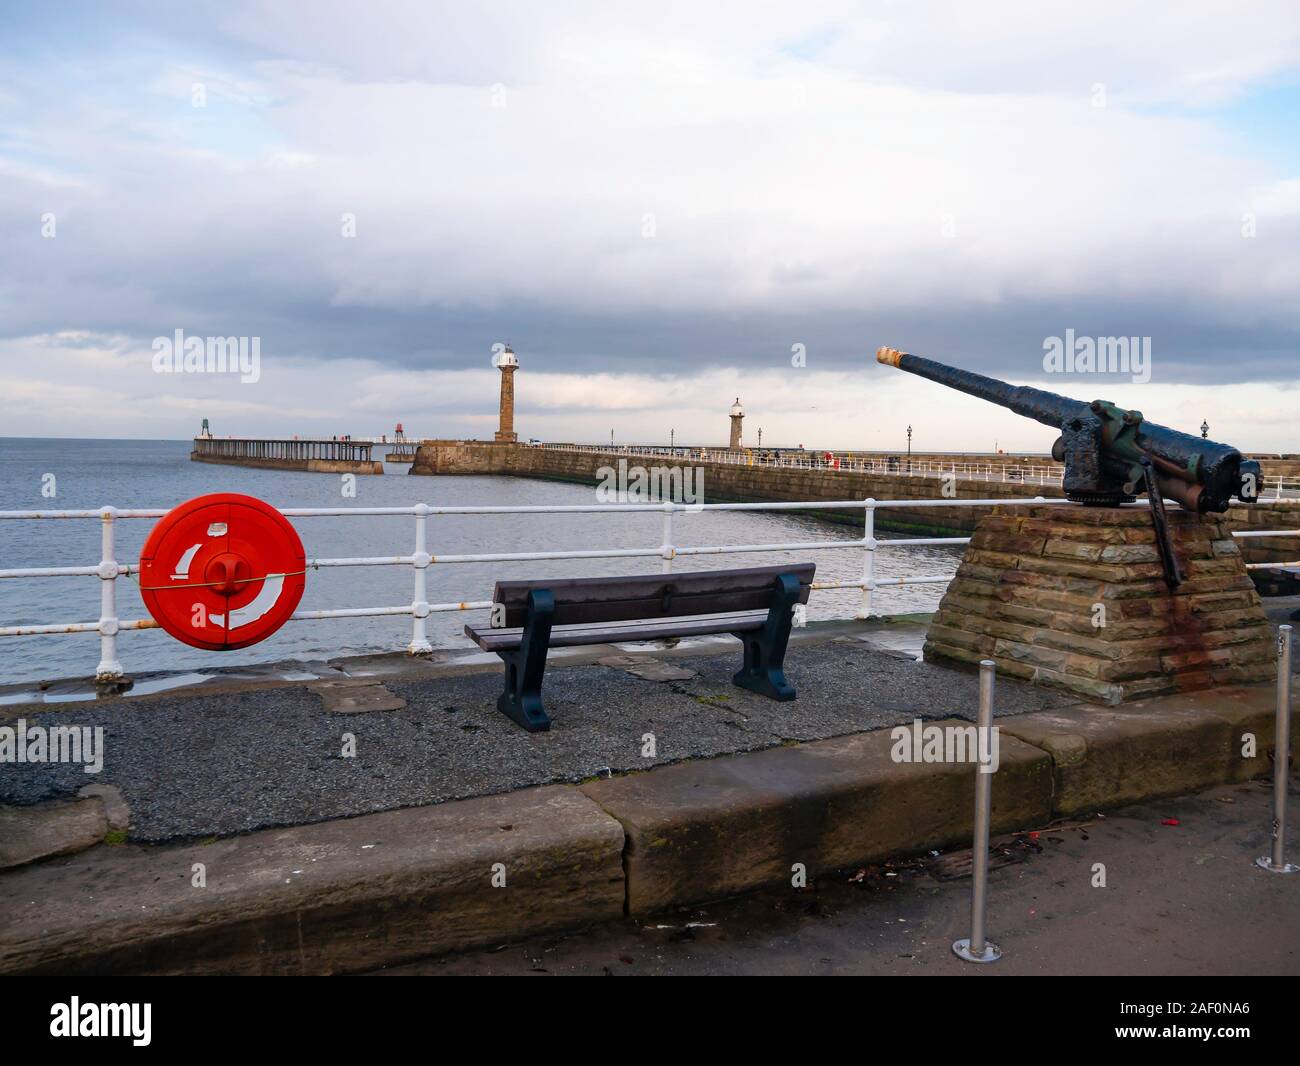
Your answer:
[0,438,962,685]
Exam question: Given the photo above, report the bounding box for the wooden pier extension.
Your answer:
[191,437,384,475]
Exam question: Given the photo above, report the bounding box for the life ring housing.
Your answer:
[138,493,306,650]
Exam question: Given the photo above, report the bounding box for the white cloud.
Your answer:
[0,1,1297,446]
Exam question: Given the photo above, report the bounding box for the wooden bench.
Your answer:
[464,563,816,732]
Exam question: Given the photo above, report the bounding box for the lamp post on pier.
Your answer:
[907,425,913,472]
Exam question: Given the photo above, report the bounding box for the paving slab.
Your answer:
[598,655,698,682]
[311,680,407,714]
[0,797,109,871]
[76,784,130,831]
[0,785,624,976]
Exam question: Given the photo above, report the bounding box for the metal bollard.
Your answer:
[953,659,1002,962]
[1256,625,1296,874]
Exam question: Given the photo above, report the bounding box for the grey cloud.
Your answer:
[1,0,1297,420]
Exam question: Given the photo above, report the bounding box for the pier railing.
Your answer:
[1,497,1297,683]
[192,436,377,463]
[539,442,1066,484]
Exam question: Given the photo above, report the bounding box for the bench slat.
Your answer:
[492,564,815,628]
[466,609,769,653]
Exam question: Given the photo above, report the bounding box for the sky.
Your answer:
[0,0,1297,452]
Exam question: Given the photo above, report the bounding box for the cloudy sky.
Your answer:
[1,0,1297,451]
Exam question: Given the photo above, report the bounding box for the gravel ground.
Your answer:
[0,634,1073,842]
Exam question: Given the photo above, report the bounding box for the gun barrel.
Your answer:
[876,347,1086,430]
[875,345,1255,510]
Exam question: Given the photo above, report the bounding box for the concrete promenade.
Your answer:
[391,780,1300,977]
[1,604,1296,975]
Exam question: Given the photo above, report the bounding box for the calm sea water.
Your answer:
[0,438,961,684]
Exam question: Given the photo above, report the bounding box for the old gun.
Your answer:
[874,346,1261,589]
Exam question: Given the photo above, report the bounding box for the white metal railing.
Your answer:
[1,496,1298,684]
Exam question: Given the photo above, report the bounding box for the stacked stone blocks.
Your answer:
[924,505,1276,704]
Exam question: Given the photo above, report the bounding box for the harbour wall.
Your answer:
[1250,456,1300,477]
[409,440,1300,562]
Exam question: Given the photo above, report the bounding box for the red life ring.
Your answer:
[138,493,306,650]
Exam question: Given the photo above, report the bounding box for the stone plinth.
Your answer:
[924,505,1275,704]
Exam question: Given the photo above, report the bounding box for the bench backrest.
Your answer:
[492,563,816,628]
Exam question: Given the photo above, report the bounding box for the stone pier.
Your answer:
[407,441,1300,563]
[191,437,383,475]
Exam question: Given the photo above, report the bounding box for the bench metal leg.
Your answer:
[496,589,555,732]
[732,572,800,701]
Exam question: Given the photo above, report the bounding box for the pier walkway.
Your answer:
[191,436,383,475]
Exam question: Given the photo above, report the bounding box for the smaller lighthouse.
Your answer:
[494,345,519,443]
[728,397,744,449]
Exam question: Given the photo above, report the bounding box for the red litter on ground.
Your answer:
[1161,818,1181,826]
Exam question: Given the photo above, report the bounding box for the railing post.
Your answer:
[1257,624,1296,873]
[94,505,125,684]
[661,501,674,574]
[857,499,876,619]
[408,503,433,655]
[953,659,1002,963]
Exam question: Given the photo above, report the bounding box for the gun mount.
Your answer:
[875,346,1261,589]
